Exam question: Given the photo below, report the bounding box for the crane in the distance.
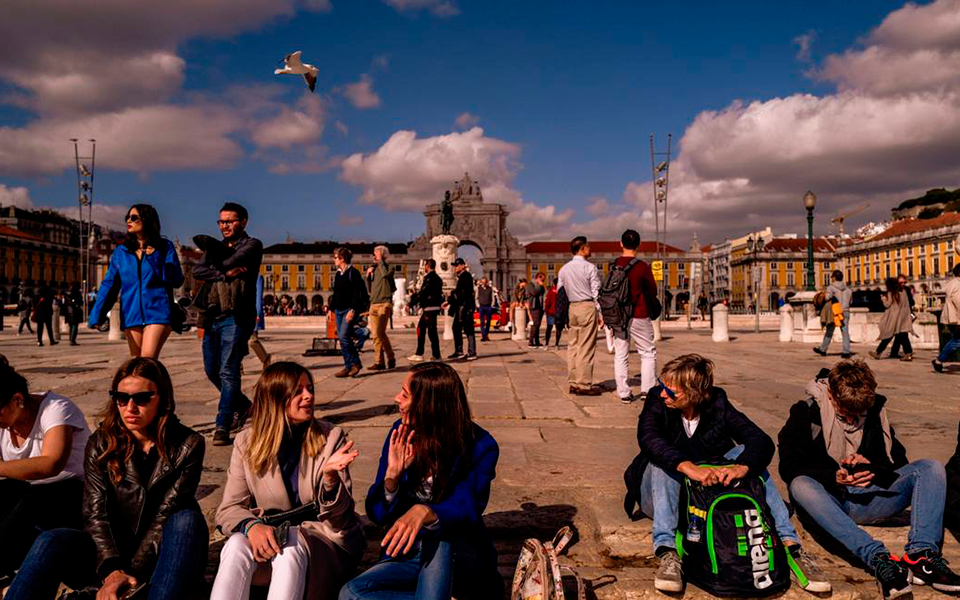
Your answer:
[832,203,870,237]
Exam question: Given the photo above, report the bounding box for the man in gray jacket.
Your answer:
[934,263,960,373]
[365,245,396,371]
[814,270,853,358]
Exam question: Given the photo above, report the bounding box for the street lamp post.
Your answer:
[804,190,817,292]
[747,234,765,333]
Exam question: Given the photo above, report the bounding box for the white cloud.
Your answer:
[339,74,381,109]
[334,121,349,136]
[0,184,34,208]
[454,112,480,130]
[383,0,459,17]
[338,213,363,227]
[793,31,816,62]
[251,93,326,150]
[585,196,611,217]
[339,127,573,239]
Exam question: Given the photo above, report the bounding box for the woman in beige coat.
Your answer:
[871,277,914,361]
[212,362,365,600]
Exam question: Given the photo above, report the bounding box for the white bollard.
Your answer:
[108,304,123,341]
[653,318,662,342]
[779,304,793,343]
[443,313,454,341]
[512,307,527,341]
[711,303,730,342]
[52,304,62,341]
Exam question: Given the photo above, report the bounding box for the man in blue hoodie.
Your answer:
[814,270,853,359]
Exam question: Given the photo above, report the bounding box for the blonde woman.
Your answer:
[213,362,365,600]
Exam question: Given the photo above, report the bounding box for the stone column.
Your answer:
[431,234,459,294]
[712,303,729,342]
[779,304,793,342]
[108,302,123,341]
[511,306,527,341]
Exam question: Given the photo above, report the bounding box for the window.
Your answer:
[920,259,926,277]
[874,252,880,260]
[822,273,830,286]
[884,264,890,278]
[786,272,795,287]
[786,262,794,270]
[934,256,941,275]
[908,261,914,277]
[297,274,305,289]
[265,265,272,271]
[548,263,556,271]
[314,275,323,290]
[769,262,778,269]
[265,274,274,287]
[281,275,289,291]
[907,246,913,256]
[875,264,880,279]
[281,265,289,272]
[298,265,305,272]
[896,248,901,258]
[770,273,779,287]
[885,251,890,259]
[950,255,955,271]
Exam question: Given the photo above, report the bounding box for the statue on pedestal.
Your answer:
[440,191,455,235]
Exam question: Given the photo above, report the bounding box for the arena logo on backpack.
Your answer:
[676,465,793,597]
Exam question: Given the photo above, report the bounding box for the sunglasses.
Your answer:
[125,214,141,223]
[109,390,155,407]
[217,219,240,226]
[657,377,678,400]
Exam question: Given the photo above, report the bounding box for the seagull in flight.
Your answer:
[275,51,318,92]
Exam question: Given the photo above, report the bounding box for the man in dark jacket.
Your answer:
[409,259,443,362]
[477,277,494,342]
[444,258,477,361]
[633,354,828,594]
[329,246,368,378]
[779,360,960,598]
[192,202,263,446]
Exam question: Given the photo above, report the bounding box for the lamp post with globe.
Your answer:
[804,191,817,292]
[746,234,765,333]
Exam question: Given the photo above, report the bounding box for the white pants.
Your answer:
[613,318,657,399]
[211,526,309,600]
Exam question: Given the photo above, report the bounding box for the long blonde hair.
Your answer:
[246,362,326,475]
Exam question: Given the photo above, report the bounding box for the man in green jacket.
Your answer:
[366,245,397,371]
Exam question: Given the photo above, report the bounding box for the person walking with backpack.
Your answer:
[330,247,369,378]
[526,272,546,348]
[365,245,397,372]
[16,295,33,336]
[629,354,830,595]
[604,229,658,403]
[814,270,853,359]
[779,360,960,598]
[557,237,602,396]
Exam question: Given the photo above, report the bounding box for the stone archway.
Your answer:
[408,173,527,294]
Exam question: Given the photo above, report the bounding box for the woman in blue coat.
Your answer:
[89,204,183,358]
[340,362,502,600]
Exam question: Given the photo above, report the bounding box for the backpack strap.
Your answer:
[560,566,587,600]
[803,396,822,440]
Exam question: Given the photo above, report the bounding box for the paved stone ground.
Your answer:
[2,323,958,599]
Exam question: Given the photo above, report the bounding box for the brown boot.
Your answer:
[334,367,350,378]
[348,364,362,378]
[367,363,385,371]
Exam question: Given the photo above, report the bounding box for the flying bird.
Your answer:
[275,50,318,92]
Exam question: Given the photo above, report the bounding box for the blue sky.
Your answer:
[1,0,958,247]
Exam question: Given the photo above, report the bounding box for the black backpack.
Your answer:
[598,258,640,336]
[554,286,570,330]
[677,467,792,597]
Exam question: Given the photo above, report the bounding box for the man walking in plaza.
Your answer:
[193,202,263,446]
[444,257,478,361]
[408,259,443,362]
[557,236,602,396]
[610,229,658,403]
[527,272,546,348]
[16,294,33,336]
[477,277,495,341]
[365,245,396,371]
[934,263,960,373]
[814,270,853,359]
[330,246,368,378]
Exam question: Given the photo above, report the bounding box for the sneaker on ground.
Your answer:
[465,354,479,361]
[841,353,854,359]
[407,354,424,362]
[813,347,826,356]
[874,554,912,600]
[447,352,463,359]
[869,351,882,359]
[901,549,960,592]
[620,393,641,404]
[933,359,944,373]
[654,549,684,593]
[787,545,832,593]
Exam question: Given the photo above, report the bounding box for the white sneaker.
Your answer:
[407,354,424,362]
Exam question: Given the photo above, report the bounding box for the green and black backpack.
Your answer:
[676,466,793,597]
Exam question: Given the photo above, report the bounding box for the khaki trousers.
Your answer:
[567,301,598,387]
[369,302,395,364]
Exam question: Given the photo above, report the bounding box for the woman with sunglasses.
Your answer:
[0,355,90,589]
[6,357,208,600]
[89,204,184,358]
[339,362,502,600]
[212,362,365,600]
[632,354,830,595]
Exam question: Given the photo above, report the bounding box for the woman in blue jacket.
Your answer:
[340,362,502,600]
[89,204,183,358]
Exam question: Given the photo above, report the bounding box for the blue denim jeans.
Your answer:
[339,539,456,600]
[336,309,361,368]
[938,324,960,363]
[819,310,850,354]
[478,306,494,339]
[639,445,800,551]
[7,509,208,600]
[202,314,252,429]
[788,459,945,567]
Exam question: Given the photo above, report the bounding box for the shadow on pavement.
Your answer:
[326,403,397,425]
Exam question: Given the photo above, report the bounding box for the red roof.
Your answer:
[700,244,713,252]
[0,225,43,242]
[868,212,960,242]
[525,241,685,254]
[763,238,835,252]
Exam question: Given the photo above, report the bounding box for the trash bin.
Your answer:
[935,309,960,362]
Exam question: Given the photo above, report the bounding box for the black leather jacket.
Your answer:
[82,418,205,580]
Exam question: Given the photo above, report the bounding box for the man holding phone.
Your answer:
[778,360,960,599]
